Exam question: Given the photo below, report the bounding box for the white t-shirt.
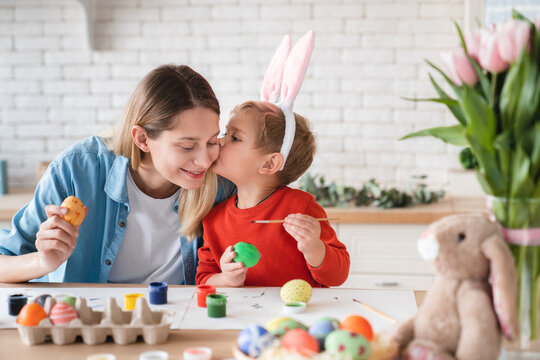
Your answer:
[108,171,183,284]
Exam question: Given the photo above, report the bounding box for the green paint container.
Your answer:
[206,294,227,318]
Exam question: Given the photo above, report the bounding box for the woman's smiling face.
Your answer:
[146,107,220,190]
[212,111,265,186]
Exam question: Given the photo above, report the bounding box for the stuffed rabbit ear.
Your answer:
[280,30,315,108]
[260,35,291,103]
[481,234,519,341]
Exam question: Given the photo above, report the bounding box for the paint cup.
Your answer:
[86,354,117,360]
[8,294,27,316]
[183,347,212,360]
[139,350,169,360]
[206,294,227,318]
[196,284,216,308]
[124,293,144,311]
[283,301,307,314]
[148,282,168,305]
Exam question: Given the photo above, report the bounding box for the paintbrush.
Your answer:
[353,298,397,323]
[250,218,338,224]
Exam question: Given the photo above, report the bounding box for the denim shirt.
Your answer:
[0,136,235,284]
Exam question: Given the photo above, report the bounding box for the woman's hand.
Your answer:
[283,213,326,268]
[218,245,247,287]
[35,205,87,274]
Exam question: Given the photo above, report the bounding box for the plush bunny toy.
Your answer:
[394,213,519,360]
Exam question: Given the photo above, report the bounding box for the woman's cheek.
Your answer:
[209,146,220,163]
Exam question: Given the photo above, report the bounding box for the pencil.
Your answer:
[250,218,338,224]
[352,298,397,323]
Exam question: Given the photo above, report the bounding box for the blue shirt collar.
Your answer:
[104,155,130,204]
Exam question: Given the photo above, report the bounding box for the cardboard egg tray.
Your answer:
[17,296,174,346]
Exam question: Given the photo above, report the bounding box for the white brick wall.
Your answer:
[0,0,474,189]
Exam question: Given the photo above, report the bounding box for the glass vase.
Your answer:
[488,197,540,355]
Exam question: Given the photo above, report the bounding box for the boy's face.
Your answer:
[212,111,266,186]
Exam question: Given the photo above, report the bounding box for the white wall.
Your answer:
[1,0,470,189]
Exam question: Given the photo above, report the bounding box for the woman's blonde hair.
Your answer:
[108,64,220,240]
[230,101,316,186]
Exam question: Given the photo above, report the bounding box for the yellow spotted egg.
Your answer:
[280,279,312,304]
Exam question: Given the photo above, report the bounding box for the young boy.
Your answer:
[195,101,350,287]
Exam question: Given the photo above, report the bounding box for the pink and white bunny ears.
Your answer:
[260,31,315,170]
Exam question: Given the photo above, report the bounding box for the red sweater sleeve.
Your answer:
[195,217,222,285]
[304,198,350,286]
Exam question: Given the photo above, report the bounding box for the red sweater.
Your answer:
[196,186,350,287]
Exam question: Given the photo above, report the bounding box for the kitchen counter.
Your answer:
[0,188,487,223]
[0,188,34,221]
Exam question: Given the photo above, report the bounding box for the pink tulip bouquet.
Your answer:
[403,11,540,346]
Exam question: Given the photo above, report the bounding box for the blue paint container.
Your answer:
[148,281,168,305]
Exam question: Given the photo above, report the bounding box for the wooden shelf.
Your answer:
[325,196,486,224]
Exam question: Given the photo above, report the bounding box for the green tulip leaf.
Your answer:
[426,59,463,98]
[428,74,467,125]
[400,125,468,146]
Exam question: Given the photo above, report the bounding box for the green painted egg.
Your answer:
[233,242,261,268]
[270,319,307,338]
[325,330,371,360]
[265,317,294,332]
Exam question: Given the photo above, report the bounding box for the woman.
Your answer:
[0,65,235,284]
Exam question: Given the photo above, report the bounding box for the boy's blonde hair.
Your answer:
[230,100,316,185]
[108,64,219,240]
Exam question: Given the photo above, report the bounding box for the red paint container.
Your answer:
[196,284,216,307]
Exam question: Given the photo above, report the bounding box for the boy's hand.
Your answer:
[219,245,248,287]
[283,213,326,268]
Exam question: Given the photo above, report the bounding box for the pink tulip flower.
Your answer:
[497,19,531,63]
[478,28,509,73]
[464,30,482,62]
[441,47,479,86]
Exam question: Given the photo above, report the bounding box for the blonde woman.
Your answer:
[0,65,235,284]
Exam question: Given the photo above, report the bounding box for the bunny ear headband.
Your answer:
[260,31,315,170]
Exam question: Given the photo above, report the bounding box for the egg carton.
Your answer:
[17,296,174,346]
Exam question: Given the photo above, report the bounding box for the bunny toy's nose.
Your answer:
[417,232,439,261]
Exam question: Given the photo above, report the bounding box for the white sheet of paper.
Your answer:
[0,287,417,332]
[180,287,417,331]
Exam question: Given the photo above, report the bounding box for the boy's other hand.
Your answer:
[219,245,248,287]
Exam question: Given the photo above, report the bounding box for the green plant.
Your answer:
[299,173,445,209]
[401,11,540,341]
[459,147,479,170]
[401,12,540,200]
